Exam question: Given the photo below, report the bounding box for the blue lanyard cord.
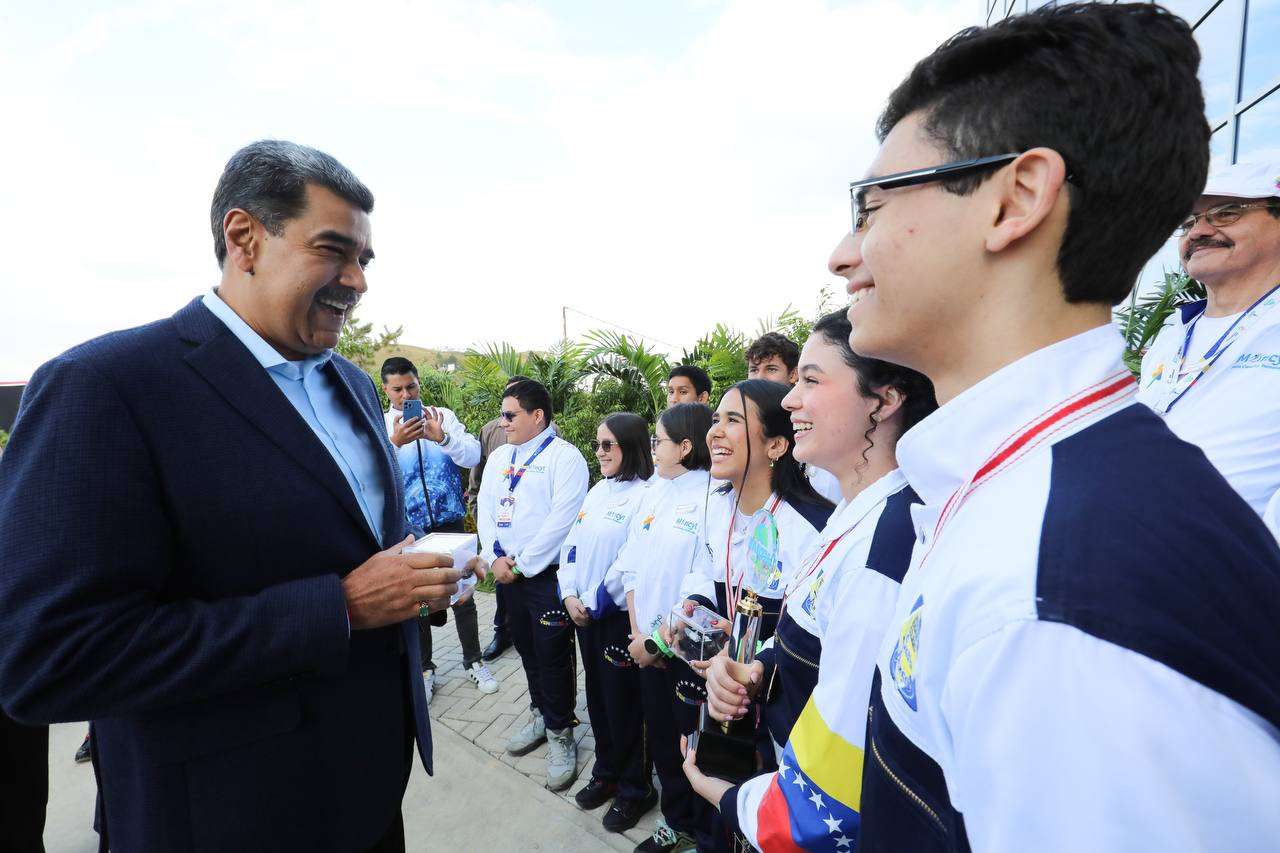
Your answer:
[1167,281,1280,414]
[506,434,556,494]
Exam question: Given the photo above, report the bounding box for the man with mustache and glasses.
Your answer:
[0,140,460,852]
[1138,161,1280,537]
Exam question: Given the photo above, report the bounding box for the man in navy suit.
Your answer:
[0,140,460,852]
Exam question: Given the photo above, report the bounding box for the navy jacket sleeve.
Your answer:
[0,356,351,724]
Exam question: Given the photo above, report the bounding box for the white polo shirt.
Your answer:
[1137,294,1280,530]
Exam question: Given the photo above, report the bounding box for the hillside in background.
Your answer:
[373,343,468,373]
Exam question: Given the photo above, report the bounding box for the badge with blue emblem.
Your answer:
[889,595,923,711]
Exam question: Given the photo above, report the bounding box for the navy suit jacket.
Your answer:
[0,298,433,851]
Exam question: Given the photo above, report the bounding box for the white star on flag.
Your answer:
[776,758,790,778]
[824,816,843,834]
[808,791,825,811]
[835,835,852,849]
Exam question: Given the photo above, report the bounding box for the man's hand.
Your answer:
[342,534,461,630]
[390,414,428,448]
[421,407,446,443]
[564,596,590,628]
[492,556,518,585]
[681,735,733,806]
[628,632,664,669]
[466,555,489,582]
[694,646,762,723]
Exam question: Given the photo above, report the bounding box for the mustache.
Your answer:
[315,285,361,308]
[1184,237,1231,261]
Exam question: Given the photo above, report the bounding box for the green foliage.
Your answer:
[0,429,8,450]
[581,330,671,421]
[682,323,747,405]
[1115,271,1206,376]
[336,310,403,372]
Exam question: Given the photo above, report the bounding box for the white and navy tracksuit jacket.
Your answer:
[557,476,650,617]
[861,325,1280,852]
[1137,294,1280,537]
[681,488,831,640]
[719,470,919,851]
[610,469,715,637]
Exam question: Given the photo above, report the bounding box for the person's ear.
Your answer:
[764,434,788,464]
[984,147,1069,254]
[223,208,262,276]
[872,386,905,424]
[679,438,693,463]
[697,392,710,405]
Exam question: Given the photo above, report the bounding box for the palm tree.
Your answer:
[580,329,670,421]
[527,339,586,417]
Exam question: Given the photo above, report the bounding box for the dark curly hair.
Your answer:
[812,310,937,470]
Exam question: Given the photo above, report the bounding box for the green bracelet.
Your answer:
[648,627,674,658]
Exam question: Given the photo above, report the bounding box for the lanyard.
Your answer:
[1156,282,1280,414]
[920,370,1135,572]
[505,434,556,494]
[724,493,783,616]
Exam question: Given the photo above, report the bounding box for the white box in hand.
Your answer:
[405,532,478,605]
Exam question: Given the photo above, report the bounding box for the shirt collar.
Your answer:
[826,468,908,535]
[202,289,333,380]
[512,425,556,454]
[896,324,1128,507]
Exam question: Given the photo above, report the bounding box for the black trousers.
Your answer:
[504,567,577,731]
[0,710,47,853]
[419,594,482,670]
[492,583,510,640]
[577,610,650,800]
[639,661,717,847]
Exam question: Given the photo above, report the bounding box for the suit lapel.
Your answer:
[178,302,380,548]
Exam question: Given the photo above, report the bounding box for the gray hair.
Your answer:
[210,139,374,267]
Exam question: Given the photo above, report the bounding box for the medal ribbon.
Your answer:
[922,369,1136,570]
[1157,281,1280,414]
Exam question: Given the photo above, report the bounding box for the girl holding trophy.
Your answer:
[683,310,937,851]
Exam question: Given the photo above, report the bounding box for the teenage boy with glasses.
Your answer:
[1137,161,1280,538]
[695,5,1280,851]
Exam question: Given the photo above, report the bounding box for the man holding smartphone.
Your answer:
[381,357,498,699]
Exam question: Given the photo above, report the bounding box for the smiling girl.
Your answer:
[683,310,936,851]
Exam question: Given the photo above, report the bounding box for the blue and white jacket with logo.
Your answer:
[864,325,1280,853]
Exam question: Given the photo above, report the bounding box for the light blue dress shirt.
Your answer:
[202,289,387,544]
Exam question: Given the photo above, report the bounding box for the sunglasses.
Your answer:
[589,439,619,453]
[499,411,520,422]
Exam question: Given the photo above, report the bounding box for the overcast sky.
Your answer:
[0,0,984,379]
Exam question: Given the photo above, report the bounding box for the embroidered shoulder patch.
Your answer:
[889,595,923,711]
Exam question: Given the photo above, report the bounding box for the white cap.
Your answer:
[1201,160,1280,201]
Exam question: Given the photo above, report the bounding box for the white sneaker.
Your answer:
[423,669,436,705]
[467,662,499,694]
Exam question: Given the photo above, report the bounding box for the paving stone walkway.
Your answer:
[427,589,661,849]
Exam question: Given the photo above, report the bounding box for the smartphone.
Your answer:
[402,399,424,422]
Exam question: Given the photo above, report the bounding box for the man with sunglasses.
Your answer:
[473,379,587,792]
[1137,161,1280,536]
[701,6,1280,852]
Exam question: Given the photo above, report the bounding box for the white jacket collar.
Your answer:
[897,324,1129,507]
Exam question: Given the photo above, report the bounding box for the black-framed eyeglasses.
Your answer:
[650,436,672,450]
[589,439,619,453]
[849,153,1082,233]
[1175,201,1276,236]
[499,411,519,422]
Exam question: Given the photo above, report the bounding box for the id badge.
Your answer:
[496,495,515,529]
